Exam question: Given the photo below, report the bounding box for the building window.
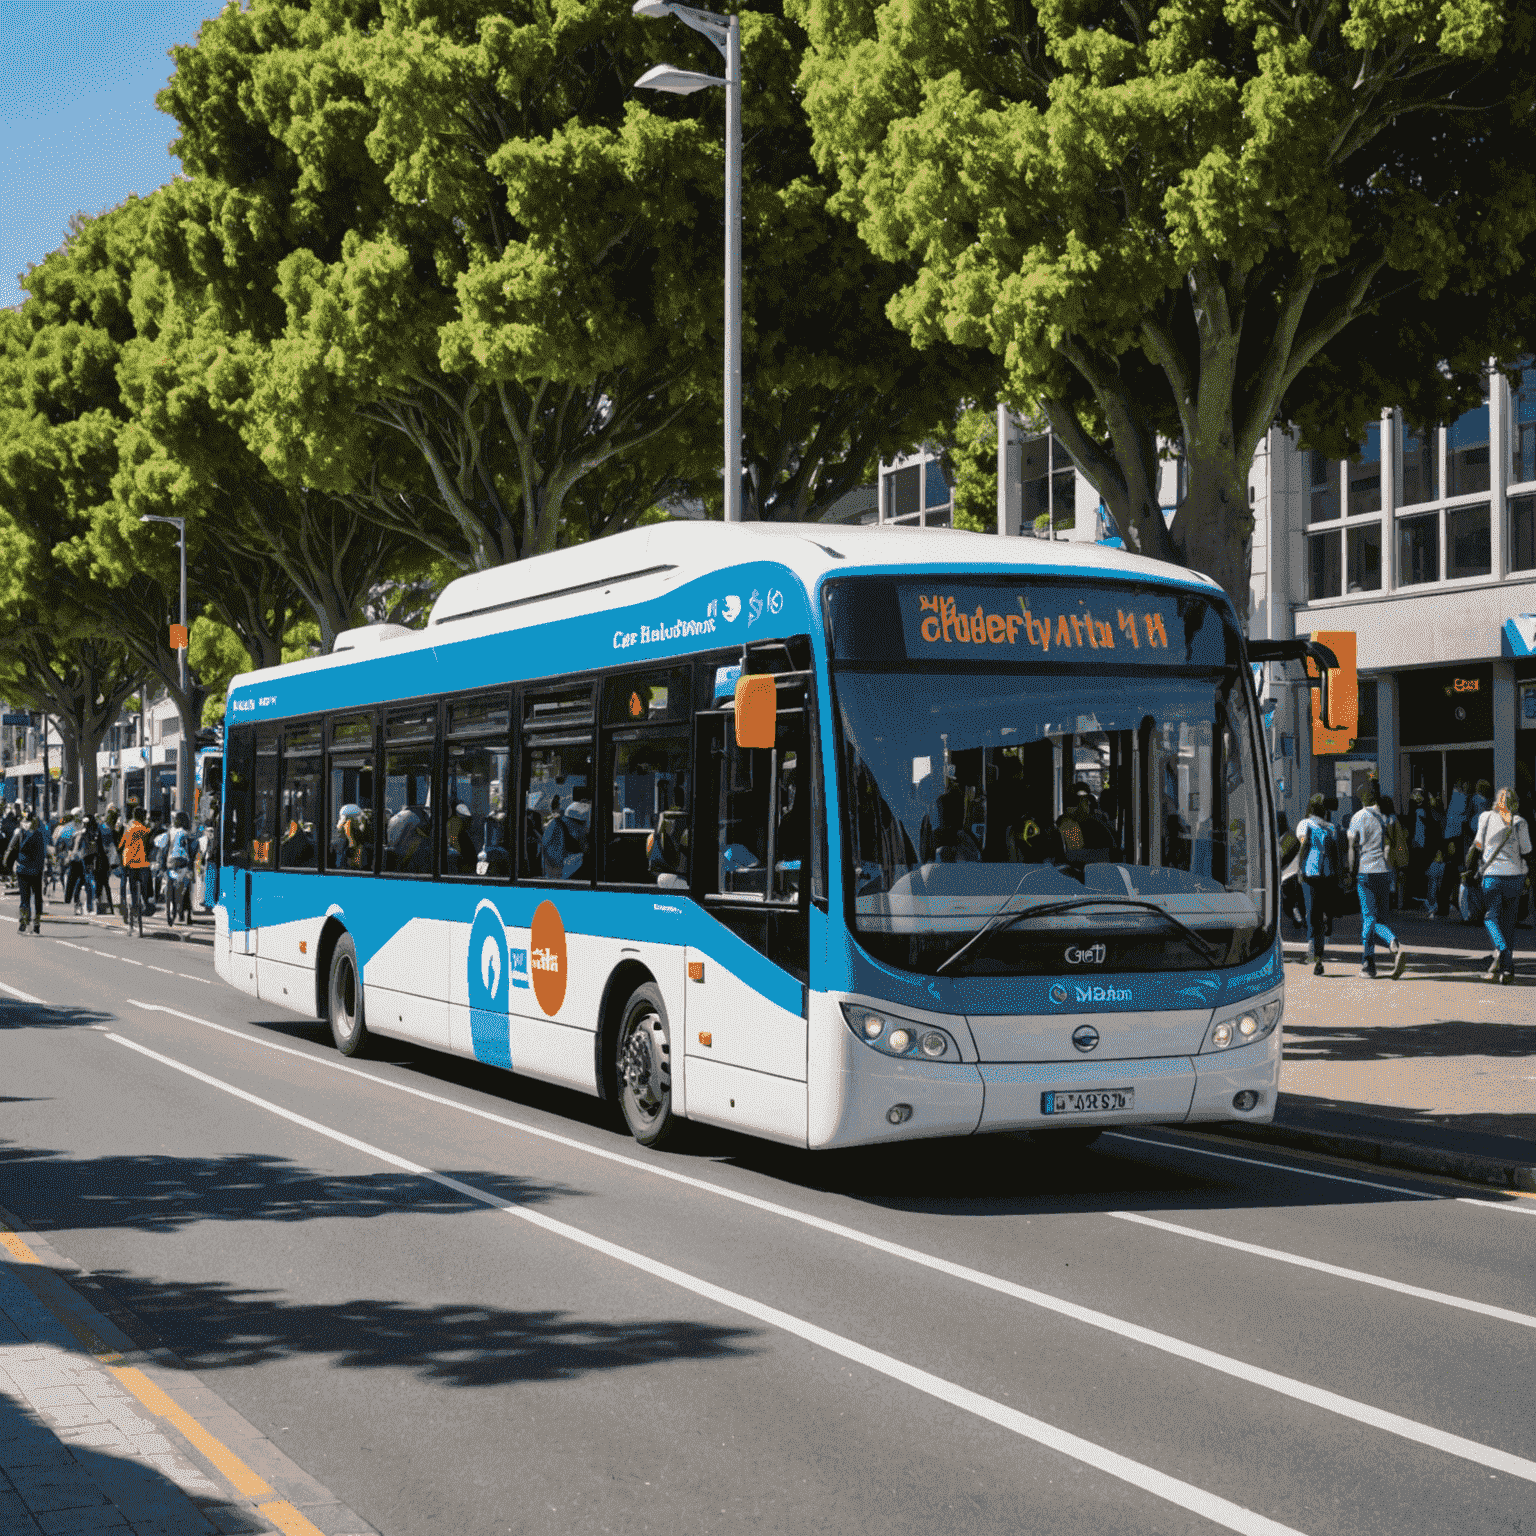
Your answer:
[1346,523,1381,592]
[1446,386,1491,497]
[1308,451,1339,523]
[1398,422,1437,506]
[1398,514,1439,586]
[1514,367,1536,486]
[1308,530,1341,599]
[888,464,919,520]
[1445,502,1491,580]
[1512,493,1536,572]
[1348,425,1381,514]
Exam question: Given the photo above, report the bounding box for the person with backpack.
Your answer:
[1348,781,1408,978]
[1378,794,1411,911]
[73,814,102,913]
[165,810,195,923]
[1469,787,1532,984]
[8,811,47,933]
[1295,794,1337,975]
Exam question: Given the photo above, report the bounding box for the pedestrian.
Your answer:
[8,811,46,933]
[1468,787,1532,983]
[1406,788,1440,907]
[55,807,83,907]
[74,813,101,913]
[1296,794,1337,975]
[1422,845,1447,916]
[1443,779,1469,869]
[1378,794,1410,911]
[1348,781,1408,978]
[94,807,118,915]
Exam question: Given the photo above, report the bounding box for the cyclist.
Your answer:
[119,806,154,927]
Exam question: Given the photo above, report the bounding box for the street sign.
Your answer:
[1,714,30,726]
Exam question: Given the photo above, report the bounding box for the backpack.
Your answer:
[1300,817,1335,879]
[168,827,192,867]
[1386,817,1410,870]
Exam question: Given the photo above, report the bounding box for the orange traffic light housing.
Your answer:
[1307,630,1357,755]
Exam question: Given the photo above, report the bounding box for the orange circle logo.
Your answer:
[530,900,567,1016]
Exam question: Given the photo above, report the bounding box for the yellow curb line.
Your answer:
[1,1230,42,1264]
[257,1499,329,1535]
[110,1365,273,1498]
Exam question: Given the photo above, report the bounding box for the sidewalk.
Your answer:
[1218,907,1536,1191]
[1,1216,374,1536]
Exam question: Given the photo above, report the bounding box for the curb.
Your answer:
[1201,1120,1536,1193]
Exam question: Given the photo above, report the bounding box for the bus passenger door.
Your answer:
[683,703,810,1144]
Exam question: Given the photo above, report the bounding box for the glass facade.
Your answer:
[1399,422,1437,506]
[1308,450,1339,523]
[1514,367,1536,486]
[1348,425,1381,514]
[1447,388,1491,497]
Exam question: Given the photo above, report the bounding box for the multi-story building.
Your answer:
[1250,365,1536,829]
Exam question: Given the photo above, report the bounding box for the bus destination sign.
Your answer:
[896,583,1230,667]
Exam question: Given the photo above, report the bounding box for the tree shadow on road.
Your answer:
[0,997,114,1030]
[77,1271,759,1389]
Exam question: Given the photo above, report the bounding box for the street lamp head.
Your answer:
[632,0,672,15]
[634,62,722,93]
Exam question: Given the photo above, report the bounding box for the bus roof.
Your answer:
[228,522,1223,696]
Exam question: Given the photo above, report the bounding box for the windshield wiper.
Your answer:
[936,895,1225,975]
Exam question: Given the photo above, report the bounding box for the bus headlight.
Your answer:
[841,1004,961,1063]
[1201,995,1283,1053]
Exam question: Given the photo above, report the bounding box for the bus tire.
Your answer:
[615,982,678,1148]
[328,933,370,1057]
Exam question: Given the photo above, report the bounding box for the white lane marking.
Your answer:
[92,949,117,959]
[0,979,45,1004]
[54,940,92,953]
[119,957,143,967]
[1110,1212,1536,1328]
[146,966,175,975]
[1105,1131,1438,1200]
[1458,1198,1536,1218]
[122,1001,1536,1481]
[176,974,212,984]
[103,1032,1305,1536]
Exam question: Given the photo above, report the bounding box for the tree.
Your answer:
[157,0,987,565]
[794,0,1536,607]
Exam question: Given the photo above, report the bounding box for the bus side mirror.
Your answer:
[734,674,777,749]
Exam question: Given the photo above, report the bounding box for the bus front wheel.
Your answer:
[328,934,370,1057]
[615,983,677,1148]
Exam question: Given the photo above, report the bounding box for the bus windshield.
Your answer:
[827,577,1272,977]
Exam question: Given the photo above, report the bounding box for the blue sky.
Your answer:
[2,0,228,307]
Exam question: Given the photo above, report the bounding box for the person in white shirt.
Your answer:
[1347,781,1408,979]
[1470,787,1532,984]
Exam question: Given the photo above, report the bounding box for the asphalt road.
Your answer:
[3,905,1534,1536]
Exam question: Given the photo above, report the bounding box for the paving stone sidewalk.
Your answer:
[1229,908,1536,1189]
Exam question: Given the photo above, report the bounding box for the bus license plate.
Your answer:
[1041,1089,1133,1116]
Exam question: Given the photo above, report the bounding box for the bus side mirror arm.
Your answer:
[1248,639,1343,732]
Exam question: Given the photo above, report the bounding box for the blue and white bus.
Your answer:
[213,524,1284,1149]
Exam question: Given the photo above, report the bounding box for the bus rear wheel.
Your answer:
[615,983,678,1148]
[328,933,370,1057]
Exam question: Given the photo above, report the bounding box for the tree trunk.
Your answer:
[60,734,80,816]
[1171,449,1256,619]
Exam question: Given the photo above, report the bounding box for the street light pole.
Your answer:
[633,1,743,523]
[140,514,188,817]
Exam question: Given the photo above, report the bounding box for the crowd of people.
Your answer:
[1281,779,1532,983]
[1,800,215,934]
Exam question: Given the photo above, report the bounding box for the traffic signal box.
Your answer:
[1306,629,1357,756]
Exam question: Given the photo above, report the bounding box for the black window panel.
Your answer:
[448,697,510,737]
[602,668,691,725]
[383,707,435,875]
[252,724,279,870]
[1398,515,1439,586]
[1346,524,1381,593]
[1445,502,1491,580]
[279,725,321,872]
[445,733,512,879]
[1512,494,1536,572]
[328,712,376,872]
[524,686,594,736]
[222,725,254,868]
[1308,452,1339,523]
[604,729,691,886]
[1307,530,1341,600]
[1399,425,1437,505]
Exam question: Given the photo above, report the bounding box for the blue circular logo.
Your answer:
[1071,1025,1101,1053]
[1049,983,1069,1006]
[468,900,512,1069]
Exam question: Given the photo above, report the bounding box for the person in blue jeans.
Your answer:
[1295,794,1337,975]
[1348,781,1407,979]
[1470,788,1532,984]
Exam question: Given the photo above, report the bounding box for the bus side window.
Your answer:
[714,727,804,905]
[223,726,254,870]
[605,733,690,887]
[328,713,377,873]
[252,725,280,870]
[520,686,595,883]
[444,695,511,880]
[279,724,321,872]
[382,706,436,876]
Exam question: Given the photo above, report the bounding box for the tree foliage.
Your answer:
[793,0,1536,605]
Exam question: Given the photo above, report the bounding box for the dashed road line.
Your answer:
[102,1030,1316,1536]
[1109,1211,1536,1327]
[0,979,45,1004]
[110,1022,1536,1493]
